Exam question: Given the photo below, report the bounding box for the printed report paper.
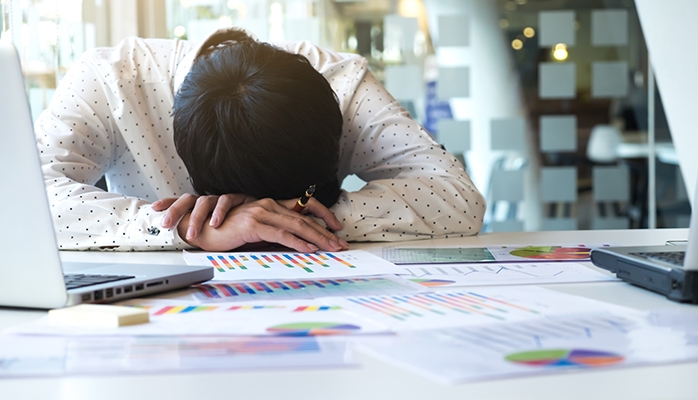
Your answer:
[352,309,698,384]
[183,250,401,280]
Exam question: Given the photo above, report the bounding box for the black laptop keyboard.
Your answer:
[630,251,686,266]
[64,274,135,290]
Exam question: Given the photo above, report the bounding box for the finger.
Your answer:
[301,199,348,249]
[254,224,319,253]
[152,197,178,212]
[251,199,344,251]
[161,193,199,228]
[187,195,220,240]
[209,194,246,227]
[278,198,346,247]
[303,198,343,232]
[259,208,344,252]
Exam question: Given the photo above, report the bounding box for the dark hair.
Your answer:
[173,29,343,207]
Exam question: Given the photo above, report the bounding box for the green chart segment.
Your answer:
[505,349,625,367]
[507,246,591,260]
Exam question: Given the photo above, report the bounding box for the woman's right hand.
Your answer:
[153,193,255,241]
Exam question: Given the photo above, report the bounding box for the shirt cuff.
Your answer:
[124,204,195,250]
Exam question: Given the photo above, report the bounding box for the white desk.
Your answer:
[2,229,698,400]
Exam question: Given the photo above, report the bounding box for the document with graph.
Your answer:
[401,262,617,288]
[0,335,355,378]
[332,286,629,331]
[353,308,698,384]
[189,275,425,302]
[182,250,400,280]
[4,299,390,337]
[382,244,614,264]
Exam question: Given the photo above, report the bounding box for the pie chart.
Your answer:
[410,279,456,287]
[505,349,624,367]
[509,246,591,260]
[267,322,362,336]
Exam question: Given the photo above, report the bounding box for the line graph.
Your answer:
[402,262,616,288]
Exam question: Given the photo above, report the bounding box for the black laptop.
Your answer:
[590,189,698,303]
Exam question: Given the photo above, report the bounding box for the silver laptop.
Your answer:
[591,177,698,303]
[0,40,213,309]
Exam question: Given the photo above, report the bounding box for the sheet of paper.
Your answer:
[184,250,400,280]
[0,335,355,378]
[353,309,698,384]
[190,275,426,302]
[402,262,616,288]
[331,286,633,331]
[4,299,390,337]
[382,244,613,264]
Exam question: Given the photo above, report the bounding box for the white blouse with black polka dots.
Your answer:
[35,36,486,251]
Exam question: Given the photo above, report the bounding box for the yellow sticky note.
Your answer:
[48,304,149,328]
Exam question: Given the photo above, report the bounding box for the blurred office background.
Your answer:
[1,0,690,233]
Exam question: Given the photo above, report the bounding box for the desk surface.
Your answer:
[3,229,698,400]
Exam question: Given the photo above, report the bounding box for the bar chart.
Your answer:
[191,275,423,302]
[335,286,632,331]
[183,250,400,280]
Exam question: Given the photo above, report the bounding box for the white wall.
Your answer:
[635,0,698,205]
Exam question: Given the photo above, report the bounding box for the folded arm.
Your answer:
[36,47,186,251]
[332,69,486,241]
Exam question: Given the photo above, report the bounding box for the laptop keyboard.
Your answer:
[631,251,686,266]
[64,274,135,290]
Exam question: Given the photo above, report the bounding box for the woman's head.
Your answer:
[173,29,343,207]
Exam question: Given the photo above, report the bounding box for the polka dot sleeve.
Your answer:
[331,69,486,241]
[279,40,486,241]
[35,39,192,251]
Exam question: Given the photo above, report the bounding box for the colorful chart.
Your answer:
[203,253,355,273]
[266,322,362,336]
[192,276,422,302]
[335,287,628,332]
[133,304,293,316]
[508,246,591,260]
[293,306,341,312]
[147,305,220,316]
[183,250,399,280]
[505,349,625,367]
[409,279,456,287]
[344,291,540,323]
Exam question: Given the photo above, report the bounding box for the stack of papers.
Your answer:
[3,247,698,383]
